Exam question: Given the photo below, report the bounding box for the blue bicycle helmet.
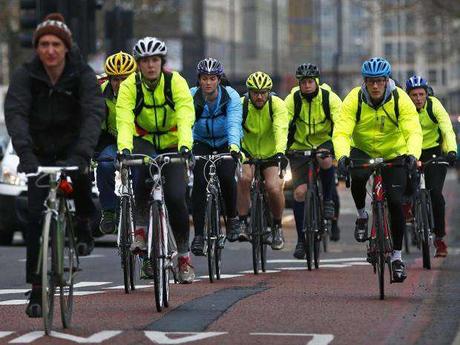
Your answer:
[197,58,224,76]
[361,57,391,78]
[405,75,428,92]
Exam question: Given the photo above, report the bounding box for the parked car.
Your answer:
[0,130,101,245]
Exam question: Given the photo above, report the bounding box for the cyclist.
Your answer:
[285,63,342,259]
[333,57,422,282]
[235,71,288,250]
[189,58,243,255]
[405,75,457,257]
[96,52,137,234]
[116,37,196,283]
[4,13,105,317]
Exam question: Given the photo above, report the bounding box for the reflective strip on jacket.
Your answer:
[333,86,422,160]
[285,85,342,150]
[116,71,194,151]
[419,96,457,153]
[241,95,288,159]
[190,85,242,148]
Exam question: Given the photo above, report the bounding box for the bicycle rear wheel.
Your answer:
[375,203,386,300]
[214,196,223,280]
[41,212,56,335]
[60,200,77,328]
[119,197,136,293]
[420,191,431,269]
[150,202,164,312]
[250,192,261,275]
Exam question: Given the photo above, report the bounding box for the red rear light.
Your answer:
[58,179,73,195]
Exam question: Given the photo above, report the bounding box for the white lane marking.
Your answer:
[0,332,13,339]
[320,264,352,268]
[72,291,105,296]
[278,267,307,271]
[103,285,152,290]
[267,257,365,263]
[9,331,43,343]
[144,331,227,344]
[9,331,122,344]
[196,274,243,280]
[0,300,28,306]
[0,289,28,295]
[238,269,281,274]
[282,215,295,223]
[251,333,334,345]
[74,282,111,288]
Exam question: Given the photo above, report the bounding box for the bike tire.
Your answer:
[205,196,216,282]
[150,203,164,312]
[313,195,321,269]
[120,197,135,294]
[60,199,77,328]
[42,212,56,335]
[420,191,431,269]
[260,196,268,273]
[250,192,260,275]
[375,203,386,300]
[214,195,222,280]
[303,190,315,271]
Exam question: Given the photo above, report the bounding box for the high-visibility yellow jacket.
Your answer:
[333,86,423,160]
[116,71,194,152]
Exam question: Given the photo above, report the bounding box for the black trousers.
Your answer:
[132,137,190,253]
[191,142,237,236]
[350,148,407,251]
[26,171,94,284]
[420,146,447,238]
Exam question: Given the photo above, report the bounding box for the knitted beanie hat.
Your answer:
[33,13,72,49]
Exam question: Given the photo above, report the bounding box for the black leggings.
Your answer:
[350,148,407,251]
[26,170,94,284]
[420,146,447,238]
[192,142,237,236]
[132,137,190,253]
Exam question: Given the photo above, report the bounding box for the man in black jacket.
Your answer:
[4,13,105,318]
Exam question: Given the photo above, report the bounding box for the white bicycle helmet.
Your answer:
[133,37,167,60]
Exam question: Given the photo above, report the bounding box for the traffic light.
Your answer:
[19,0,39,48]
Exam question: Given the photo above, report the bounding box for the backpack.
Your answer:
[193,85,230,120]
[242,93,275,132]
[425,96,438,124]
[132,71,175,136]
[356,88,399,127]
[287,88,331,148]
[133,71,175,117]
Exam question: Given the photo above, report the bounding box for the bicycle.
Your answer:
[195,153,236,282]
[346,158,404,300]
[28,166,80,335]
[115,160,138,293]
[120,152,180,312]
[246,158,283,275]
[411,155,449,269]
[287,149,332,270]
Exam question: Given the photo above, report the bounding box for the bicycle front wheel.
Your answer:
[41,211,56,335]
[250,192,261,275]
[119,197,136,293]
[420,191,432,269]
[60,200,78,328]
[205,196,216,283]
[375,203,386,300]
[150,202,165,312]
[304,190,316,271]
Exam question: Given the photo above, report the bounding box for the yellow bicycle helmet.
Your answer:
[104,51,137,76]
[246,71,273,91]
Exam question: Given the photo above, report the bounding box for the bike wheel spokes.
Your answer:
[60,210,77,328]
[42,214,56,335]
[205,198,216,282]
[375,204,386,300]
[120,198,136,294]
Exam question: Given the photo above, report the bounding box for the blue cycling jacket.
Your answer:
[191,85,242,148]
